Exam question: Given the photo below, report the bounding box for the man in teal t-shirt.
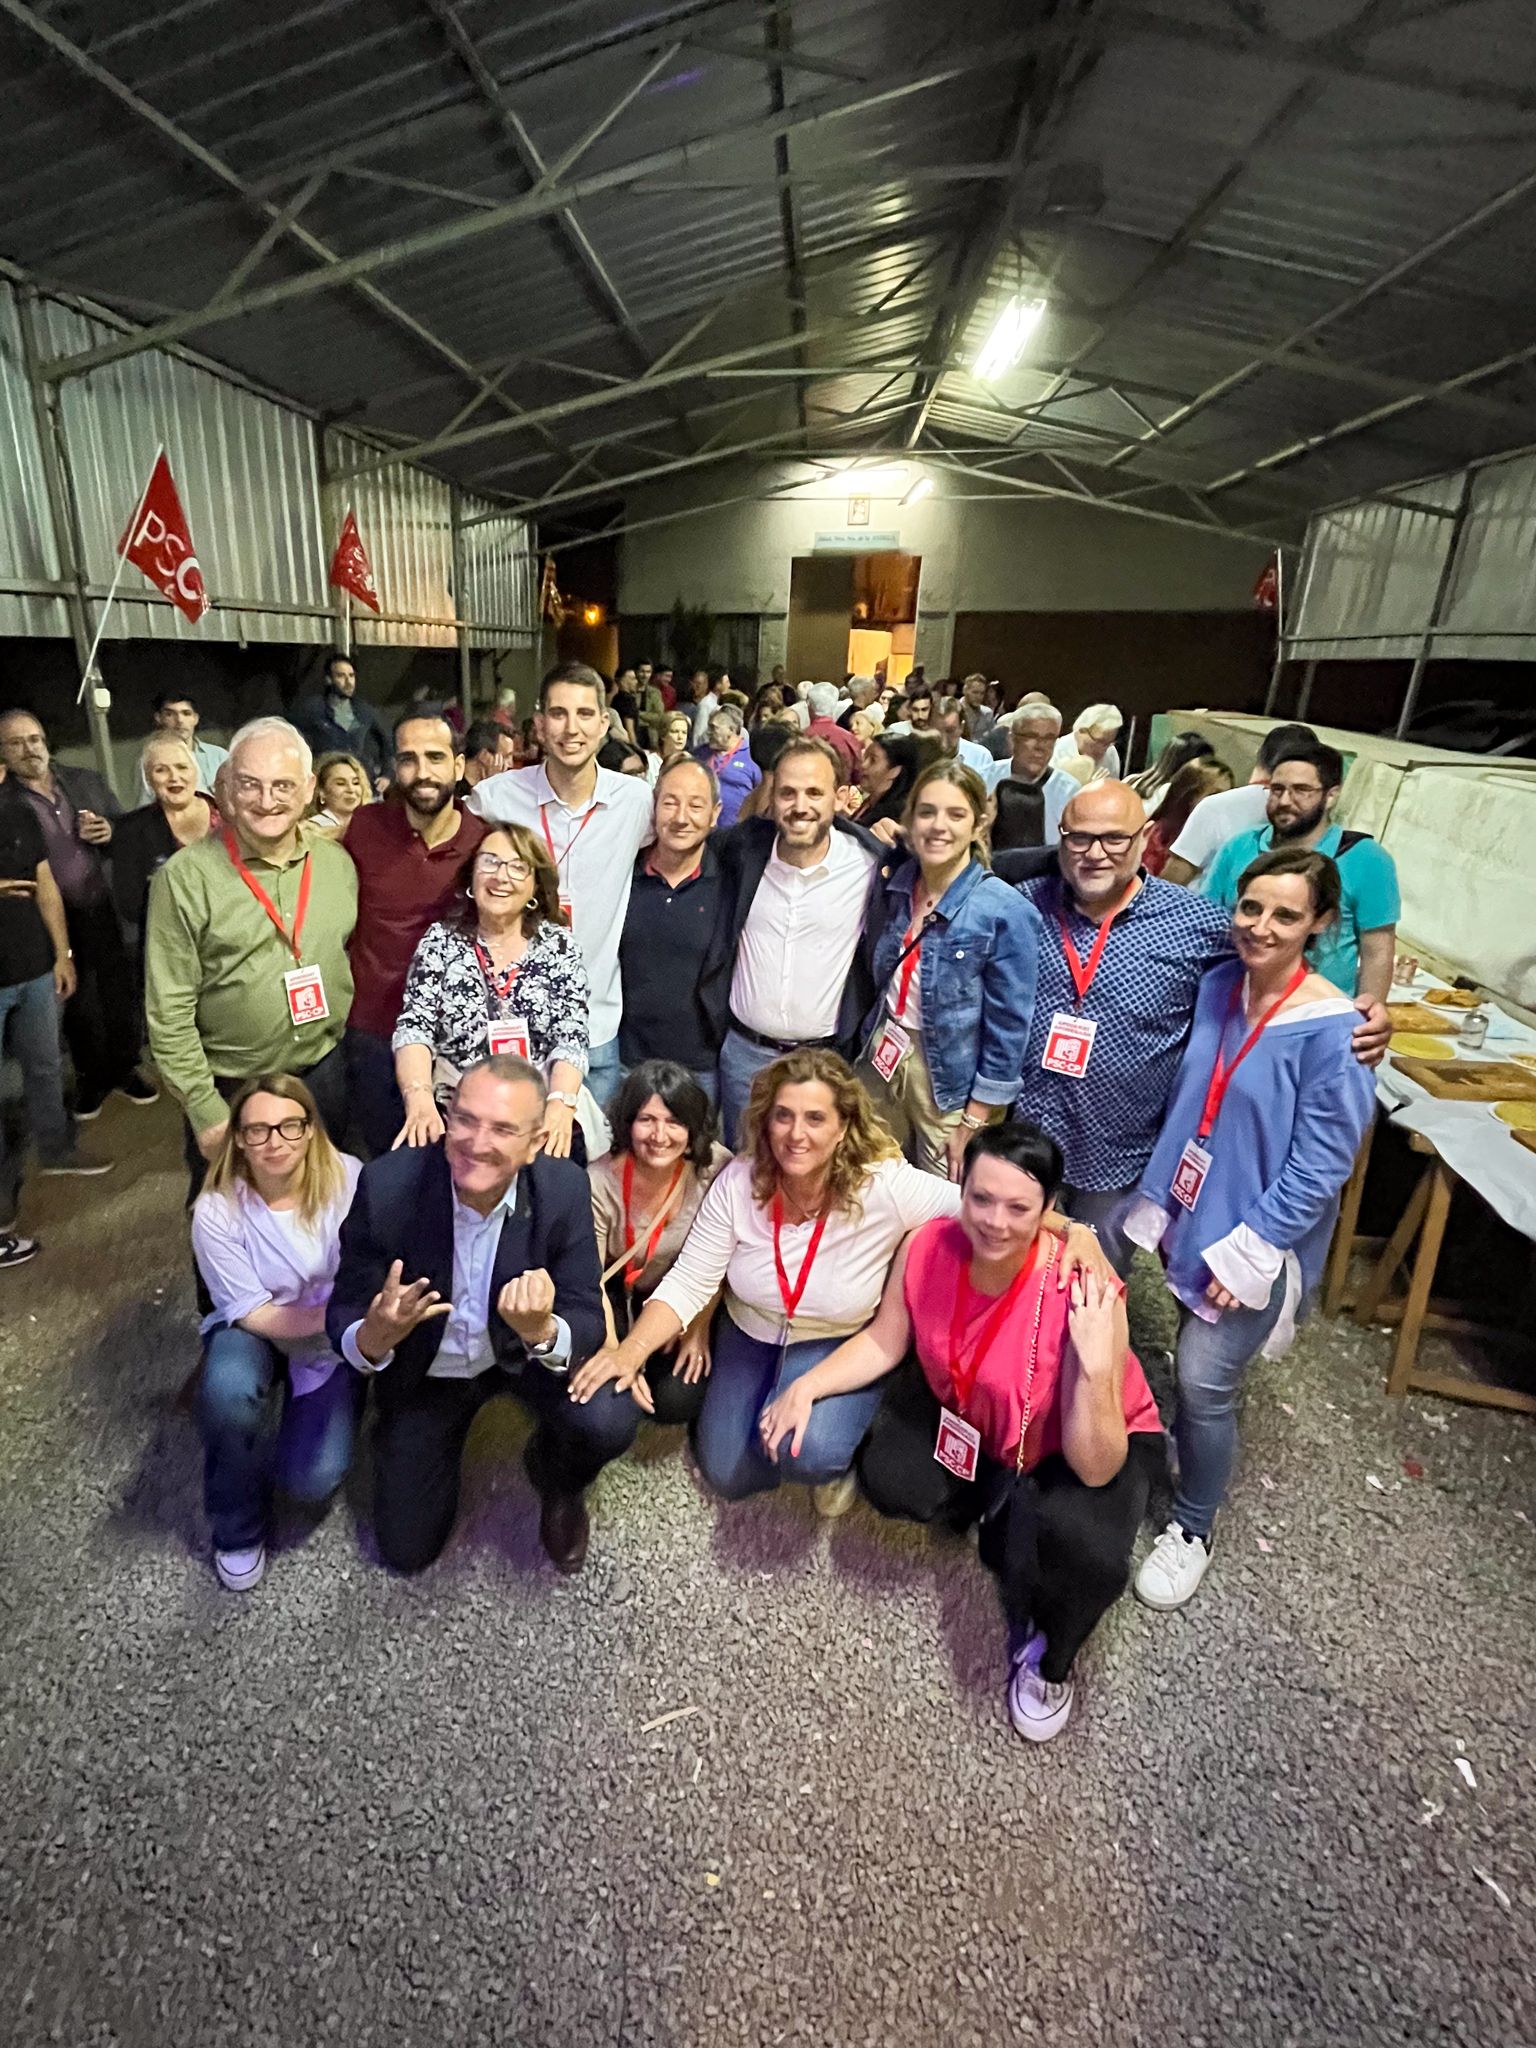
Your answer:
[1200,738,1400,999]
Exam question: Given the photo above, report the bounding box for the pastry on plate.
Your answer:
[1390,1033,1458,1059]
[1424,987,1478,1009]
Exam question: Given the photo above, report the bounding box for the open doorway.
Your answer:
[787,549,921,687]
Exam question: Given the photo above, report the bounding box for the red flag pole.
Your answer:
[77,443,163,702]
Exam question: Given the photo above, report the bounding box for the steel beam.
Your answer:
[37,43,1033,383]
[924,453,1287,545]
[1099,157,1536,470]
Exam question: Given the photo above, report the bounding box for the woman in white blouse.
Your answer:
[572,1050,1105,1515]
[191,1073,363,1593]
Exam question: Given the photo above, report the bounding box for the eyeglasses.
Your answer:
[233,774,301,803]
[475,852,534,881]
[1269,780,1325,798]
[1061,830,1140,855]
[237,1116,310,1146]
[444,1107,543,1142]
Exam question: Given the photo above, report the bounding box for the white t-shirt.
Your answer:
[1167,781,1271,877]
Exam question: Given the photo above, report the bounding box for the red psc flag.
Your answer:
[119,451,209,623]
[1252,556,1279,611]
[329,509,381,613]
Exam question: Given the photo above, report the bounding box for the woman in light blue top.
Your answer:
[1125,846,1375,1614]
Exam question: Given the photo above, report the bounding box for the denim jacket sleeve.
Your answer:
[969,887,1042,1106]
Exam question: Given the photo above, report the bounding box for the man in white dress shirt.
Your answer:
[988,702,1080,849]
[704,737,882,1145]
[467,662,654,1107]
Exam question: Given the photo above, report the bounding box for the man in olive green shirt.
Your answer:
[146,717,357,1164]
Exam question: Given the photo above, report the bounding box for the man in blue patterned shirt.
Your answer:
[1014,781,1388,1273]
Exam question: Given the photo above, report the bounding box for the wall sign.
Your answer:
[813,530,901,553]
[847,494,870,526]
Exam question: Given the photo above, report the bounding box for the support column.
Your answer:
[1395,473,1473,741]
[17,287,119,795]
[450,490,473,722]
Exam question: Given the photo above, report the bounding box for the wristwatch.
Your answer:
[548,1088,580,1108]
[527,1323,566,1373]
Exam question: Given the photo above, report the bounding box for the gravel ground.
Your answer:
[1,1096,1533,2048]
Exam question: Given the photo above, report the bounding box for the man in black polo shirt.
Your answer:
[617,756,723,1103]
[0,794,111,1260]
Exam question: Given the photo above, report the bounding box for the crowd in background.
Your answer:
[0,649,1402,1744]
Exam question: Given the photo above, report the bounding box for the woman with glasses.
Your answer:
[1126,847,1376,1613]
[191,1073,364,1591]
[858,760,1040,1181]
[587,1060,731,1421]
[392,825,591,1160]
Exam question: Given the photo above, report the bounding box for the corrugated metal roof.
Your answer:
[0,0,1531,544]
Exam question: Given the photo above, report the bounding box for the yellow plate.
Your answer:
[1493,1100,1536,1129]
[1390,1033,1458,1059]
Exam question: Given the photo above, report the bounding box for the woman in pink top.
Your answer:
[762,1121,1164,1743]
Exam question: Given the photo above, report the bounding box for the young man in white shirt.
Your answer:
[1161,722,1315,886]
[467,663,654,1108]
[706,737,882,1145]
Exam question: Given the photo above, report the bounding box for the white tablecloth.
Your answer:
[1376,975,1536,1242]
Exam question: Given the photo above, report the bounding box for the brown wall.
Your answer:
[951,609,1273,764]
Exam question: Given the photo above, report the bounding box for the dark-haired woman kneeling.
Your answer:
[587,1059,731,1424]
[760,1121,1164,1742]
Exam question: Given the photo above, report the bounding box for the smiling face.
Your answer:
[1232,870,1329,976]
[1058,781,1146,912]
[909,773,977,873]
[653,758,719,862]
[961,1151,1047,1264]
[767,1080,846,1186]
[234,1088,312,1194]
[394,716,461,821]
[320,761,367,815]
[629,1092,691,1172]
[537,678,608,773]
[444,1067,546,1205]
[771,748,838,856]
[144,739,198,809]
[472,828,536,924]
[228,731,314,851]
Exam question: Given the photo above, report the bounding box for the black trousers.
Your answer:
[859,1358,1166,1684]
[372,1362,640,1574]
[605,1276,709,1429]
[63,895,139,1099]
[344,1026,403,1160]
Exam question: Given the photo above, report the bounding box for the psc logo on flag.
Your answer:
[119,451,209,623]
[329,509,381,613]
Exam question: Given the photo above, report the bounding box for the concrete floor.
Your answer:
[1,1093,1533,2048]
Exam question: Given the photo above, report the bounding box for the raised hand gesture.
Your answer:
[357,1259,452,1364]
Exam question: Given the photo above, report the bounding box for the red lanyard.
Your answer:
[539,800,597,877]
[771,1194,830,1322]
[472,938,521,1005]
[892,889,931,1021]
[1056,880,1139,1007]
[1197,965,1308,1140]
[620,1156,685,1289]
[223,829,311,964]
[947,1241,1040,1415]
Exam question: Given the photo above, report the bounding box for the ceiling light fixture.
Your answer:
[901,475,934,506]
[973,295,1047,381]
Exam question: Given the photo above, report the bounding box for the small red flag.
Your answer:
[328,508,381,613]
[118,451,209,623]
[1252,556,1279,611]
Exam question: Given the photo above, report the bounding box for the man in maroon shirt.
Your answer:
[343,713,484,1154]
[803,682,863,785]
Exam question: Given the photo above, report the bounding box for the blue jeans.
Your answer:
[197,1326,362,1550]
[585,1036,622,1111]
[0,970,74,1183]
[1171,1273,1288,1539]
[694,1311,884,1499]
[718,1028,787,1149]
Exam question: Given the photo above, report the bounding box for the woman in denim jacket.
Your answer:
[858,760,1041,1179]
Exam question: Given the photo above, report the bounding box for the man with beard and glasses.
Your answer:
[1199,738,1399,1000]
[1011,779,1389,1274]
[342,713,485,1155]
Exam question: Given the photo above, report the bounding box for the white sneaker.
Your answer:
[1135,1522,1211,1611]
[811,1471,859,1519]
[214,1543,266,1591]
[1007,1631,1074,1742]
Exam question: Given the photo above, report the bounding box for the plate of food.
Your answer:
[1492,1100,1536,1129]
[1390,1033,1458,1059]
[1424,987,1479,1010]
[1388,1002,1461,1035]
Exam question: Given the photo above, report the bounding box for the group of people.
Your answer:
[0,652,1400,1746]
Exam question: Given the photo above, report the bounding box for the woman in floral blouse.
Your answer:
[392,823,591,1158]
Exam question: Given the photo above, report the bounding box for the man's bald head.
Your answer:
[1058,779,1148,913]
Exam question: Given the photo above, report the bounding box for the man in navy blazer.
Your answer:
[328,1057,637,1575]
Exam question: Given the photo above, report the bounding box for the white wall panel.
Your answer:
[1287,477,1463,660]
[1434,450,1536,660]
[0,283,68,635]
[460,493,537,641]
